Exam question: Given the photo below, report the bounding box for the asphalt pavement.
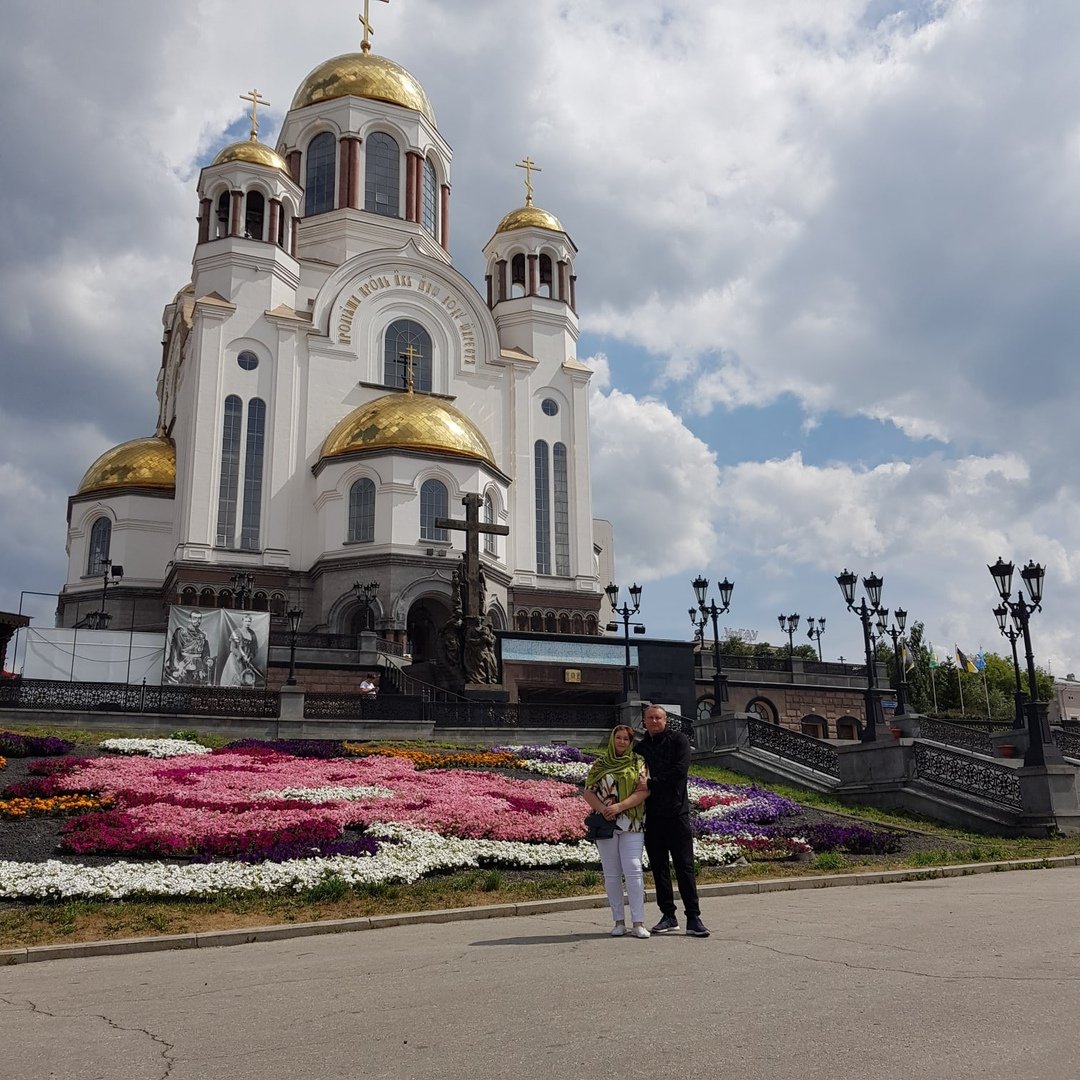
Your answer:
[2,866,1079,1080]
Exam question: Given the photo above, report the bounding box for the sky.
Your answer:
[3,0,1080,675]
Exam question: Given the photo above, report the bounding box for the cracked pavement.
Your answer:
[2,867,1079,1079]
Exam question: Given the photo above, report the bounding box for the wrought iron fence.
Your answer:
[373,636,404,657]
[431,701,622,729]
[0,678,280,718]
[269,631,357,650]
[1052,729,1080,759]
[303,693,426,722]
[912,742,1022,810]
[918,717,995,756]
[746,717,841,778]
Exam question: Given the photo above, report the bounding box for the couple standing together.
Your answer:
[583,705,710,939]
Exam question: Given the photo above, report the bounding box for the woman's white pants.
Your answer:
[594,830,646,925]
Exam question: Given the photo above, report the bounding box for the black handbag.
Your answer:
[584,810,618,840]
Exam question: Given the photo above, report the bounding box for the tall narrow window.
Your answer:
[365,132,400,218]
[539,254,553,297]
[244,191,265,240]
[422,157,437,234]
[239,398,265,550]
[348,477,376,543]
[383,319,432,392]
[87,517,111,576]
[420,479,448,541]
[216,191,230,237]
[553,442,570,576]
[216,395,243,547]
[304,132,336,216]
[483,492,497,555]
[534,440,551,575]
[511,253,526,297]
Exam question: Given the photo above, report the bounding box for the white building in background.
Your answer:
[60,34,608,666]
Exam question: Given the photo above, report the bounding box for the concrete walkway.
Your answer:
[3,865,1079,1079]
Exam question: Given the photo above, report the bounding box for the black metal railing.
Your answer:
[0,678,280,718]
[431,701,622,729]
[746,717,841,778]
[912,742,1022,810]
[269,630,357,650]
[303,693,426,721]
[918,717,995,756]
[376,660,464,703]
[1052,728,1080,759]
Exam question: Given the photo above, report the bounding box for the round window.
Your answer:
[237,351,259,371]
[541,398,559,416]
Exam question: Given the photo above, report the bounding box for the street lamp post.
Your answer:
[89,561,124,630]
[693,575,734,717]
[285,607,304,686]
[836,569,887,743]
[605,582,643,701]
[230,572,256,611]
[778,613,800,672]
[689,607,706,645]
[993,602,1027,731]
[988,557,1059,766]
[806,616,826,661]
[352,580,380,632]
[881,608,909,717]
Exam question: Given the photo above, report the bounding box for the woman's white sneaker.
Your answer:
[610,923,627,937]
[631,925,651,939]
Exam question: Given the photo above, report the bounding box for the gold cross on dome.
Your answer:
[399,344,421,393]
[240,88,270,140]
[515,156,542,206]
[360,0,390,53]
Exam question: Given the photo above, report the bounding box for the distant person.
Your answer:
[165,611,211,685]
[635,705,710,938]
[358,674,377,696]
[583,724,651,938]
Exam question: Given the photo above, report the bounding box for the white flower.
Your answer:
[100,738,210,758]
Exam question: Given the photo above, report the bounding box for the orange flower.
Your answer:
[341,743,524,770]
[0,793,114,819]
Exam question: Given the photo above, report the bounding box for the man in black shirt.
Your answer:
[636,705,710,937]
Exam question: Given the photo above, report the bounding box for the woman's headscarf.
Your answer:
[585,726,645,826]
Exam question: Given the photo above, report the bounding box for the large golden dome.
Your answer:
[495,204,564,234]
[321,394,494,467]
[211,138,289,173]
[77,437,176,497]
[290,52,436,124]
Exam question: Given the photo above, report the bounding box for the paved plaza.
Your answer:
[2,867,1078,1080]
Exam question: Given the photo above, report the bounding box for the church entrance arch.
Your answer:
[406,596,451,662]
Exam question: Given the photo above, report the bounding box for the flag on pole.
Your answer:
[901,642,915,672]
[975,649,987,672]
[955,646,977,674]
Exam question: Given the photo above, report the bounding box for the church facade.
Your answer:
[60,38,608,666]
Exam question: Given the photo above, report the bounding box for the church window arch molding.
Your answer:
[86,515,112,577]
[304,130,338,216]
[364,130,402,219]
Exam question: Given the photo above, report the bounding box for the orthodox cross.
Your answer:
[240,88,270,140]
[360,0,390,53]
[436,493,509,620]
[515,156,541,206]
[399,343,421,392]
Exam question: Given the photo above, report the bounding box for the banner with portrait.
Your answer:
[163,607,270,687]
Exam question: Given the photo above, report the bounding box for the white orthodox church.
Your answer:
[59,31,610,667]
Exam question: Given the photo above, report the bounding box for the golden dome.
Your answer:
[321,394,495,467]
[290,52,436,124]
[495,204,564,234]
[211,138,289,173]
[77,437,176,497]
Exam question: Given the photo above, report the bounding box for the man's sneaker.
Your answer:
[650,914,679,935]
[610,923,627,937]
[685,916,711,938]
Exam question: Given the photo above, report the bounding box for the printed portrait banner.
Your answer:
[163,607,270,687]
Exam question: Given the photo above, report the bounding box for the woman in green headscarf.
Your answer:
[583,724,651,938]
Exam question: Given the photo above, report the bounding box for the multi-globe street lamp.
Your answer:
[605,582,644,701]
[352,580,380,631]
[285,607,304,686]
[992,601,1027,731]
[693,575,734,717]
[836,569,887,742]
[229,572,256,611]
[879,607,909,718]
[88,560,124,630]
[806,616,826,661]
[689,607,707,645]
[778,613,800,672]
[988,557,1060,766]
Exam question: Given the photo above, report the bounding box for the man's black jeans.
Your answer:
[644,814,700,919]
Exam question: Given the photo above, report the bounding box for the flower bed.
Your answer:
[0,731,73,758]
[0,741,900,900]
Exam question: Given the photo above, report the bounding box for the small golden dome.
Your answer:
[77,437,176,497]
[321,394,495,467]
[211,138,289,173]
[495,204,564,234]
[291,52,436,124]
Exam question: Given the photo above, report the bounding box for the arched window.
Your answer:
[365,132,400,218]
[216,191,230,237]
[87,517,111,576]
[530,611,543,632]
[180,587,198,608]
[559,614,570,634]
[244,191,265,240]
[747,698,779,725]
[553,442,570,576]
[216,395,243,547]
[585,614,598,635]
[534,440,550,574]
[384,319,432,392]
[539,254,553,297]
[305,132,336,216]
[200,587,216,608]
[511,253,526,297]
[276,202,286,248]
[252,591,269,612]
[544,613,557,633]
[422,157,437,234]
[270,592,286,616]
[218,590,234,609]
[239,398,266,550]
[516,612,529,631]
[348,478,376,543]
[483,493,497,555]
[419,479,448,541]
[571,614,584,635]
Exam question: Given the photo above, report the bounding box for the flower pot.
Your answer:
[891,727,904,739]
[999,744,1016,758]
